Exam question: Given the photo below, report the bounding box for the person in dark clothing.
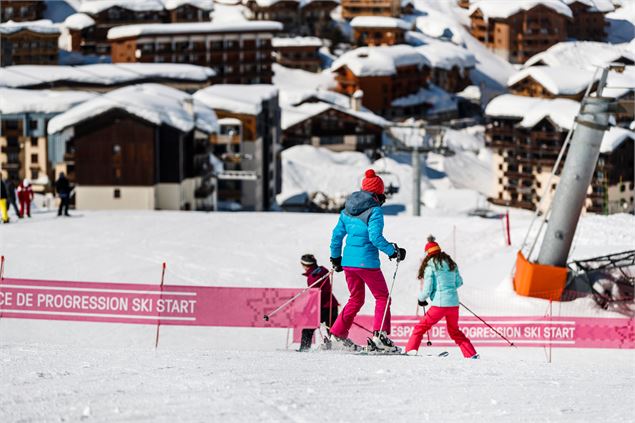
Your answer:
[299,254,339,351]
[1,178,9,223]
[5,180,20,217]
[55,172,72,217]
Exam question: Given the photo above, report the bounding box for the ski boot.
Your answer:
[330,335,362,352]
[367,331,401,354]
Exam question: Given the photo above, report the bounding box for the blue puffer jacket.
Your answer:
[418,259,464,307]
[330,191,396,269]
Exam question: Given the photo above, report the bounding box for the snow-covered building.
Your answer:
[331,45,432,119]
[485,94,634,214]
[281,95,388,152]
[0,20,60,66]
[66,0,215,56]
[523,41,635,69]
[469,0,572,64]
[340,0,401,20]
[193,84,280,211]
[0,0,45,22]
[245,0,338,38]
[564,0,614,41]
[0,63,216,92]
[507,66,598,100]
[350,16,411,46]
[411,37,476,93]
[46,84,219,211]
[272,37,322,72]
[0,88,97,191]
[107,21,281,84]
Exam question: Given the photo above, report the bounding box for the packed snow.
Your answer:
[162,0,215,11]
[79,0,165,14]
[468,0,573,20]
[599,125,635,153]
[47,83,218,134]
[63,12,96,30]
[392,84,457,114]
[412,38,476,71]
[350,16,413,30]
[331,45,429,77]
[0,19,60,34]
[0,88,97,114]
[272,36,323,48]
[507,66,598,96]
[523,41,635,69]
[485,94,580,130]
[194,84,278,115]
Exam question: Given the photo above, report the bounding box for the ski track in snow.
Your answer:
[1,346,633,423]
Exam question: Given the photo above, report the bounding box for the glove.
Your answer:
[418,299,428,307]
[330,257,343,272]
[389,243,406,262]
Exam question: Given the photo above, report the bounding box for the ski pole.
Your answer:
[263,269,334,321]
[379,260,400,334]
[352,321,373,334]
[422,304,432,346]
[459,301,516,347]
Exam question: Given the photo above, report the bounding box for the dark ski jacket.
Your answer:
[303,265,338,308]
[55,176,71,196]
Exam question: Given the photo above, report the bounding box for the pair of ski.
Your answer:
[321,336,448,357]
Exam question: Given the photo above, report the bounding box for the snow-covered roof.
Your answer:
[210,3,249,23]
[108,20,283,39]
[485,94,580,130]
[281,101,388,130]
[601,67,635,99]
[524,41,635,69]
[0,88,97,115]
[600,126,634,153]
[469,0,573,20]
[272,36,322,48]
[331,45,429,77]
[0,19,60,35]
[507,66,598,96]
[0,63,215,88]
[79,0,165,14]
[162,0,215,11]
[48,83,218,134]
[414,39,476,71]
[350,16,412,30]
[392,83,457,114]
[563,0,614,13]
[64,13,95,30]
[193,84,278,115]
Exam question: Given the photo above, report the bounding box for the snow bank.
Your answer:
[600,126,635,153]
[469,0,573,20]
[0,88,97,114]
[0,19,60,34]
[508,66,598,96]
[194,84,278,115]
[486,94,579,130]
[0,63,215,88]
[331,45,429,77]
[108,21,283,39]
[63,13,95,30]
[48,83,218,134]
[350,16,412,30]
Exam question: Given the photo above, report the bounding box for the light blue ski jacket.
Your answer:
[330,190,395,269]
[419,259,464,307]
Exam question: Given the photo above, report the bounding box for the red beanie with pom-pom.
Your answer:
[425,235,441,256]
[361,169,384,195]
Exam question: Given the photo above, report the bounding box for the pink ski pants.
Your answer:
[406,306,477,358]
[330,267,390,339]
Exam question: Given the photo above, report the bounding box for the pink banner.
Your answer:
[0,278,319,329]
[331,315,634,349]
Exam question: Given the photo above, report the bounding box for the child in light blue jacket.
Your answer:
[405,236,478,358]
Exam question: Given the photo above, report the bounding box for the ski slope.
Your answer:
[1,210,633,421]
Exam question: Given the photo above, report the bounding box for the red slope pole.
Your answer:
[154,262,166,349]
[505,210,512,246]
[0,255,5,280]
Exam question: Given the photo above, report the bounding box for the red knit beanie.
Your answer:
[361,169,384,195]
[425,235,441,256]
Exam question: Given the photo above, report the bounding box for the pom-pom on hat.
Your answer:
[425,235,441,256]
[361,169,385,195]
[300,254,317,266]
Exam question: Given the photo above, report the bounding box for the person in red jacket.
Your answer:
[17,178,34,218]
[299,254,339,351]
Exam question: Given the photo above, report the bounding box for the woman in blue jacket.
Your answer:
[405,236,478,358]
[329,169,406,351]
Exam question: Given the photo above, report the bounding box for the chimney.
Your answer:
[351,89,364,111]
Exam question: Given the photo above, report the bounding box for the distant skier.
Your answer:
[5,179,20,217]
[17,178,34,218]
[405,236,478,358]
[0,178,9,223]
[299,254,339,351]
[55,172,72,217]
[329,169,406,352]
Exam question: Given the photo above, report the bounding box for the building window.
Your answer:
[31,154,38,163]
[31,169,39,180]
[30,137,38,147]
[29,120,38,130]
[620,184,626,192]
[114,188,121,199]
